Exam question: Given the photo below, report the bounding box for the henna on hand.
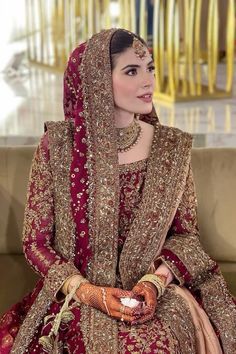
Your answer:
[131,281,158,324]
[76,283,137,322]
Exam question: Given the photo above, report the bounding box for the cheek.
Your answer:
[112,77,135,104]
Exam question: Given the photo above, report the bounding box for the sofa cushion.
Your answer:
[0,146,36,254]
[192,148,236,262]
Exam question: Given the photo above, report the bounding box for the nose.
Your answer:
[142,73,153,88]
[143,81,151,88]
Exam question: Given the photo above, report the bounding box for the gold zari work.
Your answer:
[11,124,81,353]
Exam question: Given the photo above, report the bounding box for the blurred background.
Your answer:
[0,0,235,147]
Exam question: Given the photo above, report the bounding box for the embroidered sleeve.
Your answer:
[157,166,216,287]
[156,165,236,352]
[22,133,80,299]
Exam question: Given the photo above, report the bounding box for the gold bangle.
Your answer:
[138,274,166,298]
[68,275,89,295]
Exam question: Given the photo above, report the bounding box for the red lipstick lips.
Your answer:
[137,93,152,103]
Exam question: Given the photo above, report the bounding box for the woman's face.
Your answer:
[112,46,155,116]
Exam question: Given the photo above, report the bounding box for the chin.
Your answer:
[137,105,153,115]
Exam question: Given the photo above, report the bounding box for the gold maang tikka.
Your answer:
[132,37,147,60]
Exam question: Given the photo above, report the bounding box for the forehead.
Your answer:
[113,47,152,68]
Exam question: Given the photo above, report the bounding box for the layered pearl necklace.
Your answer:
[116,118,142,153]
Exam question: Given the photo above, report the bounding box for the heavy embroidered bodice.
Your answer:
[118,158,148,251]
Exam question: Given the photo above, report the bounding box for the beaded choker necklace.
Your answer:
[116,119,142,153]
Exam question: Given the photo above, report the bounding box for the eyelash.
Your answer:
[125,65,155,76]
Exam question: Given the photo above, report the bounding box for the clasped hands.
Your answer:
[76,281,158,325]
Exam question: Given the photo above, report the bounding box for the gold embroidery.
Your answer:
[119,124,193,290]
[46,121,76,260]
[79,28,119,354]
[11,288,52,353]
[22,136,57,276]
[44,261,80,299]
[69,29,161,354]
[199,273,236,353]
[118,319,176,353]
[118,158,147,174]
[157,287,197,354]
[156,167,216,286]
[118,163,147,250]
[11,123,81,353]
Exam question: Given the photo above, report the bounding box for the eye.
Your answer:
[125,68,137,76]
[148,65,155,72]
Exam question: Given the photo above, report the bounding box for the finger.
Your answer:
[111,310,136,323]
[132,306,147,317]
[132,284,145,294]
[146,290,157,305]
[134,304,153,316]
[143,292,157,308]
[132,288,145,299]
[113,289,134,299]
[111,299,135,316]
[139,285,157,306]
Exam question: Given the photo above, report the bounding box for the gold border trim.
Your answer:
[79,29,119,354]
[119,123,193,289]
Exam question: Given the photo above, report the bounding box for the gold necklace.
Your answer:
[116,119,142,153]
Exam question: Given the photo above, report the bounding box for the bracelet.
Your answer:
[138,274,166,299]
[68,275,89,295]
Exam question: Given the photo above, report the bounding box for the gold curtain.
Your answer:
[25,0,235,101]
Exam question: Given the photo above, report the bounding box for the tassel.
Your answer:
[44,314,55,325]
[39,335,53,352]
[39,282,81,352]
[61,310,75,324]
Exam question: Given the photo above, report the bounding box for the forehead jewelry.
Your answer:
[132,37,147,60]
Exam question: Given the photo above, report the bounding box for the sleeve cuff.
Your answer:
[156,249,192,286]
[44,261,81,301]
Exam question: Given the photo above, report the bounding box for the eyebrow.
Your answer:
[121,59,154,71]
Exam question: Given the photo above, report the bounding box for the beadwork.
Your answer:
[132,37,147,60]
[116,119,142,153]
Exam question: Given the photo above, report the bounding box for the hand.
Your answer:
[131,281,157,324]
[76,283,137,322]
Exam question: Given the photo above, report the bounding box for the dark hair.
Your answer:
[110,29,147,69]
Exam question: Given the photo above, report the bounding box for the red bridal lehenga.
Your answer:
[0,158,180,353]
[0,28,235,354]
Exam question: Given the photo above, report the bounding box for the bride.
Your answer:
[0,28,235,354]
